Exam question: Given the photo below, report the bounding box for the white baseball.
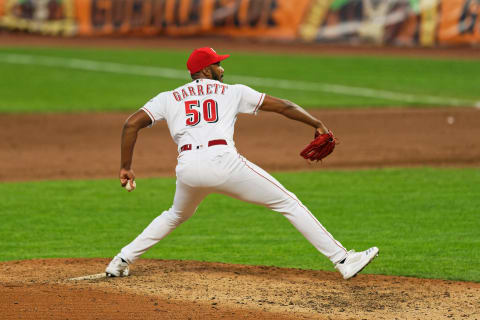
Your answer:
[125,180,136,192]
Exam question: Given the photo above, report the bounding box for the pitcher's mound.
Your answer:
[1,258,478,319]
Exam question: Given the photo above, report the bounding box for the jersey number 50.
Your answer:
[184,99,218,126]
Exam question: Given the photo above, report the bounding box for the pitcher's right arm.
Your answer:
[119,110,152,187]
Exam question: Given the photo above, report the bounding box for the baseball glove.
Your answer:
[300,130,337,162]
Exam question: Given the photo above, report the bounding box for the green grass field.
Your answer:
[1,169,479,282]
[0,46,479,283]
[1,46,479,112]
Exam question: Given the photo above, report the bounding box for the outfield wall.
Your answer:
[0,0,479,46]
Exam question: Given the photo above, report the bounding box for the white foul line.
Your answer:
[1,53,478,108]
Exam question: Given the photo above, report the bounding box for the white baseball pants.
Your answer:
[120,145,347,265]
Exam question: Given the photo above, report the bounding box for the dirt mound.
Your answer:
[1,259,479,319]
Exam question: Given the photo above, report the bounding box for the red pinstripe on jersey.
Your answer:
[254,93,265,113]
[142,107,155,124]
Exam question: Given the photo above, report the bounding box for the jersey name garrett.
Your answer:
[172,83,228,102]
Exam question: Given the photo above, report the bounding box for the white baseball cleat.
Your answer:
[335,247,379,280]
[105,255,130,277]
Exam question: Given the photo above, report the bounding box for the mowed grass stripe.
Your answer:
[1,47,480,112]
[1,168,478,282]
[1,52,477,108]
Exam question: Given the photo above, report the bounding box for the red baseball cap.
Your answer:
[186,47,230,75]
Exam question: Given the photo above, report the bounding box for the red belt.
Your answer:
[180,139,227,152]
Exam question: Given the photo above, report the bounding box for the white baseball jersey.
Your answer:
[140,79,265,149]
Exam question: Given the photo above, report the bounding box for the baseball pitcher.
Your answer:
[106,47,379,280]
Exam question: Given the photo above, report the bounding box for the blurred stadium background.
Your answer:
[0,0,479,47]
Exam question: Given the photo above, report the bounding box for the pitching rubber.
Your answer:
[67,273,108,281]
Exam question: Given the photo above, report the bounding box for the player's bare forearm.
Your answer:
[120,110,152,170]
[120,124,138,170]
[280,103,328,133]
[119,110,152,186]
[259,95,329,134]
